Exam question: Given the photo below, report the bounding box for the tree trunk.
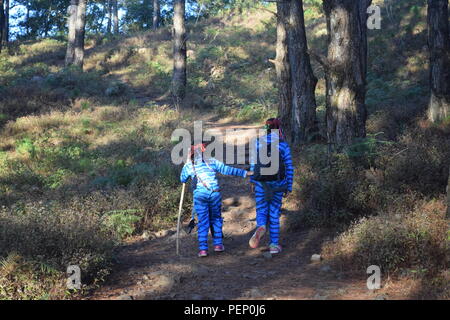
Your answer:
[324,0,370,149]
[74,0,87,67]
[113,0,119,33]
[26,6,30,36]
[427,0,450,123]
[153,0,160,30]
[65,0,78,66]
[44,3,52,38]
[359,0,372,77]
[107,0,112,34]
[275,0,293,141]
[65,0,87,69]
[0,0,4,53]
[447,165,450,219]
[288,0,318,144]
[3,0,8,44]
[172,0,187,109]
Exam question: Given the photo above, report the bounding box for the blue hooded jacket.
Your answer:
[249,132,294,192]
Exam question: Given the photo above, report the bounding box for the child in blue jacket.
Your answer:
[249,118,294,254]
[180,143,251,257]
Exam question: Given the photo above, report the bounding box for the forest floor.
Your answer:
[88,121,415,301]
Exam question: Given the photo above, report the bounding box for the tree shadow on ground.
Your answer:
[95,223,356,300]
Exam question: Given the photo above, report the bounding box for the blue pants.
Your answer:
[254,183,284,245]
[193,189,223,250]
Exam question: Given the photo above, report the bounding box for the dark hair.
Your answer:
[265,118,284,140]
[266,118,281,129]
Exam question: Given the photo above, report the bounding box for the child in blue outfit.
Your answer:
[180,143,251,257]
[249,118,294,254]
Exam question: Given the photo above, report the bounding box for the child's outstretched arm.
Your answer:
[180,162,192,183]
[212,159,248,178]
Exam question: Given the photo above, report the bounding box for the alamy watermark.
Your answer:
[367,5,382,30]
[67,265,81,290]
[367,265,381,290]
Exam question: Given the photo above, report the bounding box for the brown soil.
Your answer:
[88,123,417,300]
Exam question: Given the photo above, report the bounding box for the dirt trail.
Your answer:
[88,122,408,300]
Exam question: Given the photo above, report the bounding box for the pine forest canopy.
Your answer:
[2,0,261,40]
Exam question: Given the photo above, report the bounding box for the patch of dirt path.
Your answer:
[88,122,412,300]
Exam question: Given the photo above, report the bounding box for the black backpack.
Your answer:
[252,141,285,182]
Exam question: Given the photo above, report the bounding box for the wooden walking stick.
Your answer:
[176,183,186,256]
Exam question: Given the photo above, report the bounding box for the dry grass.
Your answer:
[0,0,448,299]
[322,199,448,274]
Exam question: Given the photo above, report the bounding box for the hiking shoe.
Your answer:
[269,244,282,254]
[198,250,208,257]
[249,225,266,249]
[214,244,225,252]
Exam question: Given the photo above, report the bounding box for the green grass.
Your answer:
[0,0,447,299]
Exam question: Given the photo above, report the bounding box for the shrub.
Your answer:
[0,200,117,299]
[15,138,37,159]
[289,120,450,230]
[322,199,449,275]
[289,148,383,229]
[103,210,142,239]
[45,68,110,98]
[345,132,393,167]
[91,167,183,231]
[0,253,68,300]
[18,63,50,80]
[236,103,275,123]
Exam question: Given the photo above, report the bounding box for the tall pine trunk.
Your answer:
[44,3,52,38]
[324,0,370,148]
[172,0,187,109]
[288,0,318,144]
[65,0,77,66]
[359,0,372,77]
[113,0,119,33]
[65,0,87,69]
[427,0,450,123]
[0,0,4,53]
[107,0,112,34]
[447,165,450,218]
[3,0,8,44]
[153,0,160,30]
[26,6,30,36]
[446,165,450,219]
[275,0,293,140]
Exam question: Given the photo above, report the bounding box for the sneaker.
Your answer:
[269,244,282,254]
[198,250,208,257]
[214,244,225,252]
[249,225,266,249]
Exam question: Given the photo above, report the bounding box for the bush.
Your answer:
[289,120,450,230]
[45,68,110,99]
[103,210,142,239]
[378,124,450,196]
[91,174,184,231]
[0,253,68,300]
[0,200,117,299]
[322,199,449,275]
[289,148,384,229]
[236,103,275,123]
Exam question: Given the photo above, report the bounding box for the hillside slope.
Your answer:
[0,1,448,300]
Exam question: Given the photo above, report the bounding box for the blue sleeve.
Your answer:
[180,163,192,183]
[212,159,247,178]
[249,139,257,183]
[280,142,294,192]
